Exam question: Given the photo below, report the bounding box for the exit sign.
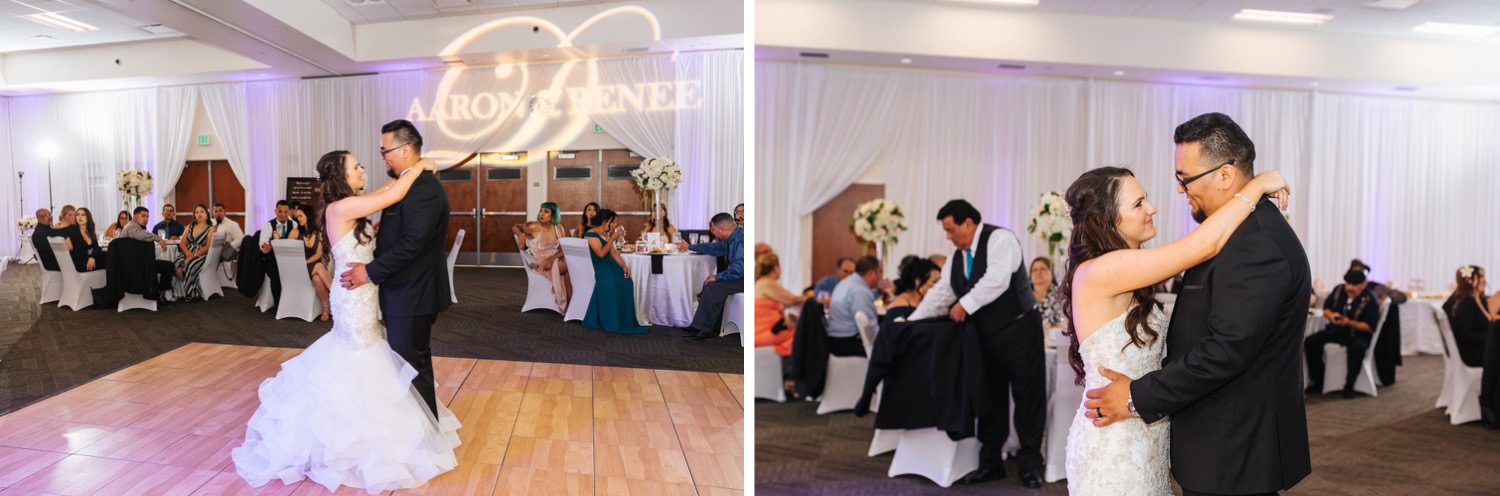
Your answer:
[594,124,604,134]
[196,135,210,145]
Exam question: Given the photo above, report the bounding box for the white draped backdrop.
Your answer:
[757,62,1500,293]
[0,50,743,256]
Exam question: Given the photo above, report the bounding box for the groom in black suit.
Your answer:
[339,119,452,418]
[1086,113,1311,496]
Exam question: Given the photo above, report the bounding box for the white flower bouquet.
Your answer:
[851,198,907,262]
[629,157,683,209]
[17,216,37,233]
[118,169,154,210]
[1026,191,1071,260]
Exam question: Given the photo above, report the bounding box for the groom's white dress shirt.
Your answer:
[908,227,1023,321]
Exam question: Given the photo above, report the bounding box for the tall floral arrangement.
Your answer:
[118,169,154,210]
[851,199,907,264]
[16,216,37,235]
[1027,191,1071,261]
[629,158,683,208]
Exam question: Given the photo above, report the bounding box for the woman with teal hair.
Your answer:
[513,202,571,312]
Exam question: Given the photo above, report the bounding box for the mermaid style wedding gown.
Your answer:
[1065,305,1172,496]
[232,226,462,493]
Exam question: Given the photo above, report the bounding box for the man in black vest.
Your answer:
[908,199,1046,488]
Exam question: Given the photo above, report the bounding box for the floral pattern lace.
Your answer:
[1065,305,1172,495]
[329,227,382,348]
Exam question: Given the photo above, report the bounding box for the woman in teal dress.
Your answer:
[583,209,648,334]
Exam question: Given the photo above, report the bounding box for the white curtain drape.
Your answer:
[585,55,676,159]
[675,50,744,227]
[1,97,15,256]
[759,61,1499,291]
[200,84,258,225]
[153,87,197,204]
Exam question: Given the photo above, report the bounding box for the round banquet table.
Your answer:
[620,252,718,328]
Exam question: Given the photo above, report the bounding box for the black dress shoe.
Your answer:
[1020,467,1044,489]
[1341,388,1357,399]
[682,330,717,342]
[1304,385,1322,395]
[957,465,1006,485]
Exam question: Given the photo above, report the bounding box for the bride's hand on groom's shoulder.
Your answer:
[1250,170,1291,211]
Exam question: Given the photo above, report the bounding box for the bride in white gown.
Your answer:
[232,151,461,493]
[1058,166,1286,495]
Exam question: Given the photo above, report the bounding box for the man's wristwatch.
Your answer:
[1126,393,1138,417]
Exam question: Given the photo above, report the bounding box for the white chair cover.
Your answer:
[49,237,107,311]
[887,427,981,488]
[271,239,319,322]
[1434,306,1484,425]
[197,232,226,300]
[447,229,464,304]
[817,311,875,415]
[516,235,561,315]
[1322,300,1390,396]
[560,238,595,323]
[37,241,62,304]
[1433,303,1456,411]
[1045,337,1082,482]
[255,275,274,313]
[869,429,901,457]
[721,292,746,343]
[754,346,785,403]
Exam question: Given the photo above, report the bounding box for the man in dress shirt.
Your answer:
[257,200,300,304]
[1304,269,1382,399]
[121,207,178,299]
[213,203,244,261]
[151,203,186,239]
[908,199,1046,488]
[813,257,855,297]
[826,256,881,357]
[29,209,60,271]
[679,212,744,341]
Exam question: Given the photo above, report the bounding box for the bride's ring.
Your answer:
[1095,407,1103,418]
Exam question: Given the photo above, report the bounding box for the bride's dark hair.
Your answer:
[315,150,370,258]
[1057,166,1162,385]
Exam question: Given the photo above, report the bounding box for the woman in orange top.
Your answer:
[755,254,808,356]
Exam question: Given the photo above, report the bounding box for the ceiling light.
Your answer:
[139,24,180,35]
[1363,0,1419,10]
[23,12,100,33]
[345,0,387,5]
[1232,9,1332,26]
[1411,22,1500,37]
[940,0,1040,6]
[1112,70,1124,76]
[29,34,55,42]
[997,63,1026,70]
[899,58,912,64]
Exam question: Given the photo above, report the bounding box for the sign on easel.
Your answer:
[285,177,320,207]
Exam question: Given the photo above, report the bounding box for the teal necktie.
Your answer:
[964,249,974,279]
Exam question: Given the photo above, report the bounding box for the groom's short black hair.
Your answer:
[936,199,982,225]
[381,119,424,154]
[1174,112,1255,176]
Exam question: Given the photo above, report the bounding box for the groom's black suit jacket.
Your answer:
[1132,199,1312,494]
[367,170,452,317]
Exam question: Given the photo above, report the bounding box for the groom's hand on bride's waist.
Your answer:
[1084,367,1133,427]
[340,262,370,289]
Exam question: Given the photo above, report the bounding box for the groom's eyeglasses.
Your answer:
[379,142,409,157]
[1177,160,1235,189]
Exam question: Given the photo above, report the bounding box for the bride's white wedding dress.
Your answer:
[1065,305,1171,496]
[232,226,461,493]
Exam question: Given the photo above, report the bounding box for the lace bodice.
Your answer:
[329,226,383,347]
[1065,305,1172,496]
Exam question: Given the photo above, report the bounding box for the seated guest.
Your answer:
[1350,258,1407,386]
[754,242,774,261]
[812,257,855,298]
[258,200,300,303]
[64,207,105,272]
[582,209,647,334]
[930,253,947,270]
[174,205,217,302]
[103,210,130,240]
[512,202,567,251]
[733,203,744,227]
[826,256,881,357]
[54,205,76,229]
[213,203,245,260]
[289,207,330,321]
[640,203,678,243]
[756,254,809,397]
[679,212,745,341]
[1029,257,1064,330]
[525,220,570,313]
[574,202,600,238]
[887,256,940,322]
[120,207,179,300]
[1443,265,1500,428]
[1349,258,1407,304]
[1304,270,1382,399]
[29,209,61,272]
[151,203,186,239]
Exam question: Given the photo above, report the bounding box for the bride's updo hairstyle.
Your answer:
[1057,166,1163,385]
[316,150,371,257]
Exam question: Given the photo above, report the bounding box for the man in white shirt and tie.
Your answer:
[213,203,245,261]
[908,199,1047,489]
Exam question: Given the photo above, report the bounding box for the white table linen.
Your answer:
[1399,298,1447,356]
[621,253,717,327]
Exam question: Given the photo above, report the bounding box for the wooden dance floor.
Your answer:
[0,343,745,495]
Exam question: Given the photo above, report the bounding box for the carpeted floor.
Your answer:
[0,263,742,415]
[755,353,1500,495]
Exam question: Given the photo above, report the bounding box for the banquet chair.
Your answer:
[49,237,107,311]
[817,311,876,415]
[560,238,594,323]
[515,234,560,315]
[887,427,982,488]
[754,346,785,403]
[271,239,320,322]
[1434,307,1484,424]
[721,292,746,344]
[1045,329,1083,482]
[36,240,63,305]
[196,232,226,300]
[1321,300,1390,397]
[447,229,464,304]
[1433,303,1456,411]
[254,275,274,312]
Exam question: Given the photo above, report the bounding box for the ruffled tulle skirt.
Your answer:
[231,333,462,493]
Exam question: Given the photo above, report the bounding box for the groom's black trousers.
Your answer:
[976,310,1047,471]
[386,313,439,417]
